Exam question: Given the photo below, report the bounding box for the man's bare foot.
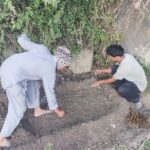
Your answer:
[53,107,65,117]
[34,107,52,117]
[0,137,10,147]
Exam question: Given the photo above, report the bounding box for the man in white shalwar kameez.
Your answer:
[0,34,72,147]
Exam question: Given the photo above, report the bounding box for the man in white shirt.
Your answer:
[0,34,72,147]
[91,44,147,111]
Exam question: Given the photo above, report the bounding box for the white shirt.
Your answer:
[113,53,147,91]
[0,34,57,104]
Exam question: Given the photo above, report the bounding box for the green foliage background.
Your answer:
[0,0,121,62]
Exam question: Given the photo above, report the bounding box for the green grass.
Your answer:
[44,143,51,150]
[44,141,150,150]
[109,141,150,150]
[142,64,150,95]
[139,140,150,150]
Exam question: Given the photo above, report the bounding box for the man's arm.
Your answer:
[91,76,116,87]
[95,68,112,75]
[42,72,58,110]
[17,34,47,51]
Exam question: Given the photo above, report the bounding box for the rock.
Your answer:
[70,49,93,74]
[110,124,116,128]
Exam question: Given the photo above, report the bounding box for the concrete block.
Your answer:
[70,49,93,74]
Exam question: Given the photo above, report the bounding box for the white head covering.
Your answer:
[56,46,72,68]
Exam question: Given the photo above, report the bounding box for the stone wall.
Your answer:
[116,0,150,65]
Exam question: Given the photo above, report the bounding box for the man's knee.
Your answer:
[117,85,140,103]
[117,86,127,96]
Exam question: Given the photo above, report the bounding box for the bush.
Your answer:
[0,0,121,59]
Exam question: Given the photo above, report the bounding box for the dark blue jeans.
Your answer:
[112,65,140,103]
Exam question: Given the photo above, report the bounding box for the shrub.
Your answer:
[0,0,121,61]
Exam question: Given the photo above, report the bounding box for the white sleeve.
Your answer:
[42,71,58,110]
[17,34,47,51]
[113,65,130,80]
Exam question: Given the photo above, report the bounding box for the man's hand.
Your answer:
[95,69,104,75]
[91,80,103,88]
[91,77,116,88]
[95,68,112,75]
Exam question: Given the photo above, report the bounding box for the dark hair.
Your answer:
[106,44,124,57]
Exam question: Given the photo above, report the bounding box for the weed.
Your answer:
[44,143,51,150]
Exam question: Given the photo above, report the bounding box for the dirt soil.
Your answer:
[0,79,150,150]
